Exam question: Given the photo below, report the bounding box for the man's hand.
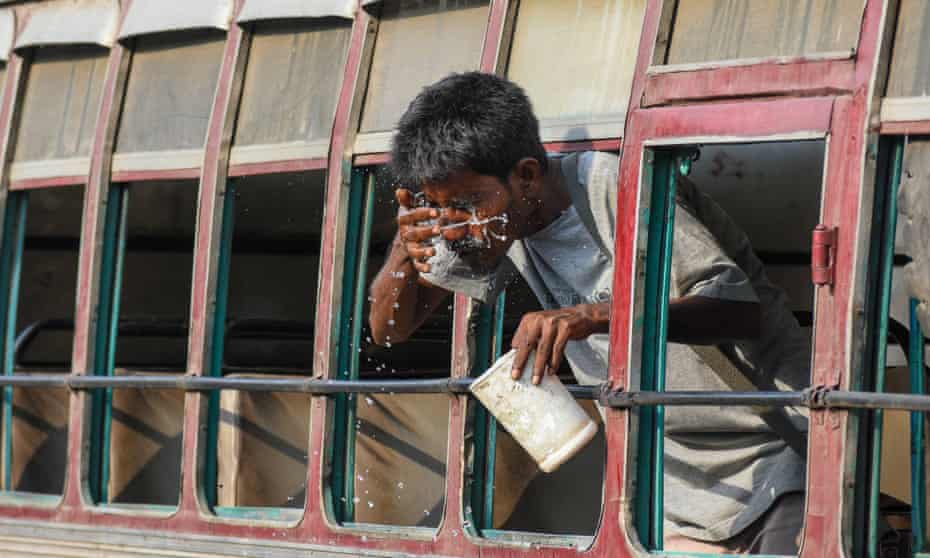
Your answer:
[510,303,610,385]
[396,188,443,274]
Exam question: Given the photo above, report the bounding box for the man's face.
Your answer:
[421,168,528,272]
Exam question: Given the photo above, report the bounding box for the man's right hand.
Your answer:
[396,188,441,274]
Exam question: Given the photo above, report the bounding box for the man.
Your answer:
[368,72,809,553]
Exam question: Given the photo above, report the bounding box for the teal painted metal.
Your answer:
[341,172,377,522]
[0,193,26,491]
[100,186,129,504]
[635,150,678,549]
[911,298,927,551]
[330,168,368,523]
[482,291,507,530]
[214,505,302,521]
[90,186,126,502]
[868,139,904,558]
[467,300,494,532]
[204,181,237,510]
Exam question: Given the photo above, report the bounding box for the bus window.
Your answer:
[231,18,352,165]
[886,1,930,98]
[114,30,225,169]
[10,45,107,182]
[358,0,490,134]
[467,274,606,541]
[209,171,326,517]
[636,141,822,554]
[505,0,645,142]
[862,137,930,556]
[97,180,198,508]
[0,186,83,497]
[331,167,451,530]
[658,0,864,66]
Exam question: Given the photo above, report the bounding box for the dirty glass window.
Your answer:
[115,31,225,163]
[662,0,864,66]
[96,180,198,507]
[886,0,930,98]
[359,0,490,133]
[208,170,326,516]
[633,142,822,553]
[11,46,107,179]
[330,167,452,528]
[231,19,352,165]
[0,186,83,497]
[506,0,645,141]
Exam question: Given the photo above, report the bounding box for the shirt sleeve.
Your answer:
[671,204,759,304]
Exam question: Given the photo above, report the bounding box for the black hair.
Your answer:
[390,72,548,189]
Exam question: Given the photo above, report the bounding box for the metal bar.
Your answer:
[1,193,26,490]
[911,297,927,552]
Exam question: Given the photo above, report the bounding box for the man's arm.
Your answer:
[368,232,450,345]
[667,295,761,345]
[510,303,610,385]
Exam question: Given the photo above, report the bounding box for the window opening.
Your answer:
[203,170,327,519]
[91,180,198,508]
[465,274,605,542]
[358,0,490,134]
[114,31,226,170]
[636,141,822,553]
[231,19,352,166]
[330,167,452,529]
[505,0,645,142]
[0,186,83,498]
[860,136,930,558]
[11,45,107,181]
[659,0,864,67]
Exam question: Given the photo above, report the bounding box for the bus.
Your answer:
[0,0,925,557]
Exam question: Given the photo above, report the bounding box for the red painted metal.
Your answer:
[880,120,930,136]
[110,168,200,183]
[352,152,390,167]
[227,157,328,177]
[812,225,837,287]
[643,57,856,107]
[480,0,510,72]
[545,139,622,154]
[9,175,85,190]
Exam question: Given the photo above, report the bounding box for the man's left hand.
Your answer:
[510,303,610,385]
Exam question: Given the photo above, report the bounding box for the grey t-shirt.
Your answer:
[421,151,810,542]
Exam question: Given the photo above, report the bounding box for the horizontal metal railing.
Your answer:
[6,374,930,411]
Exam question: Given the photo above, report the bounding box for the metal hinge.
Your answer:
[812,225,837,287]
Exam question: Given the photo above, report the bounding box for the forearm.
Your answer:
[667,295,761,345]
[368,235,448,345]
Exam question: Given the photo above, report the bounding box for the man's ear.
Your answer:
[512,157,544,194]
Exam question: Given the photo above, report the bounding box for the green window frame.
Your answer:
[860,136,929,558]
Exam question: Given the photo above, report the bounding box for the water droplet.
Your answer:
[353,497,361,504]
[392,302,400,309]
[387,319,396,326]
[365,396,374,406]
[397,481,405,489]
[385,341,392,348]
[367,501,375,508]
[423,509,431,516]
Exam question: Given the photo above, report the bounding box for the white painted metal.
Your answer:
[119,0,232,39]
[0,9,12,60]
[15,0,118,49]
[237,0,356,22]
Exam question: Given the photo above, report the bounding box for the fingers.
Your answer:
[511,316,537,382]
[532,320,555,384]
[397,207,439,227]
[401,223,441,243]
[396,188,415,208]
[549,324,571,377]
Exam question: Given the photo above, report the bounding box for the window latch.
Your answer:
[811,225,836,287]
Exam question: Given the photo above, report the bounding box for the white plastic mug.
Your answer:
[470,349,598,473]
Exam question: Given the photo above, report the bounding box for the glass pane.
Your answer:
[664,0,863,65]
[650,141,821,553]
[359,0,490,133]
[114,180,198,370]
[115,31,225,155]
[233,20,352,151]
[886,0,930,98]
[506,0,644,131]
[107,375,183,506]
[216,384,311,510]
[10,186,83,495]
[13,46,107,165]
